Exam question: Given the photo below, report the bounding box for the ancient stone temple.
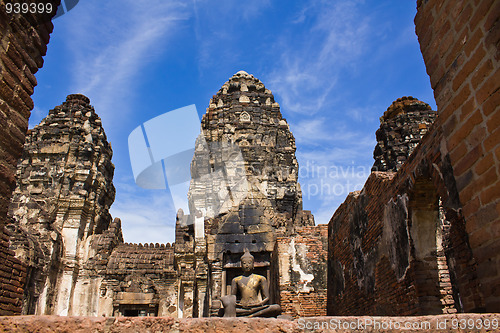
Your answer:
[1,0,499,328]
[177,71,327,318]
[7,73,328,318]
[7,94,116,315]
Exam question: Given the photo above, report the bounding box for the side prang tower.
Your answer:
[7,94,119,315]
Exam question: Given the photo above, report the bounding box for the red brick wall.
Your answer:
[415,0,500,311]
[328,121,484,315]
[278,225,328,318]
[0,0,59,315]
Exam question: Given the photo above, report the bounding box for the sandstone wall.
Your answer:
[415,0,500,311]
[0,0,59,315]
[1,314,500,332]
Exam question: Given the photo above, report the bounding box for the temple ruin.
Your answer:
[5,72,328,317]
[0,0,498,328]
[328,96,484,315]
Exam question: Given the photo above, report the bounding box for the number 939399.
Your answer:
[5,2,53,15]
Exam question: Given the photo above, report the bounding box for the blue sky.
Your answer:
[30,0,436,244]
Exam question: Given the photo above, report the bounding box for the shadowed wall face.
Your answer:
[0,0,59,315]
[415,0,500,311]
[327,95,484,315]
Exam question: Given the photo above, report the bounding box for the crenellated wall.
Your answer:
[102,242,177,317]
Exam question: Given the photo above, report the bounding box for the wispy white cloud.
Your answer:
[292,115,376,224]
[61,0,189,132]
[110,180,177,244]
[297,148,372,225]
[267,0,372,114]
[290,118,375,148]
[50,1,191,244]
[192,0,272,73]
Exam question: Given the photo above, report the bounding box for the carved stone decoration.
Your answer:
[239,111,251,123]
[8,73,326,319]
[7,94,117,315]
[7,95,179,318]
[180,70,319,318]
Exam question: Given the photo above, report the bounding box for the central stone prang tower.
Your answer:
[175,70,315,317]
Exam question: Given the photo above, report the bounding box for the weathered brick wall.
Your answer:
[328,117,483,315]
[0,0,59,315]
[1,313,500,332]
[0,228,26,315]
[415,0,500,311]
[278,225,328,318]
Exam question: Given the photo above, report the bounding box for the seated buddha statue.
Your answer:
[220,250,281,317]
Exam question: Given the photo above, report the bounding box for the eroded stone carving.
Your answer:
[221,250,281,317]
[7,94,116,315]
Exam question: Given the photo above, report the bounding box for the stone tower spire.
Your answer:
[372,96,437,172]
[188,70,304,227]
[7,94,117,315]
[178,71,315,318]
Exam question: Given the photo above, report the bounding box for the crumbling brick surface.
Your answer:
[415,0,500,311]
[328,0,499,316]
[0,0,60,315]
[278,225,328,318]
[106,243,175,275]
[328,102,483,315]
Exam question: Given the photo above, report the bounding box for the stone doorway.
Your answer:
[116,304,158,317]
[409,177,457,314]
